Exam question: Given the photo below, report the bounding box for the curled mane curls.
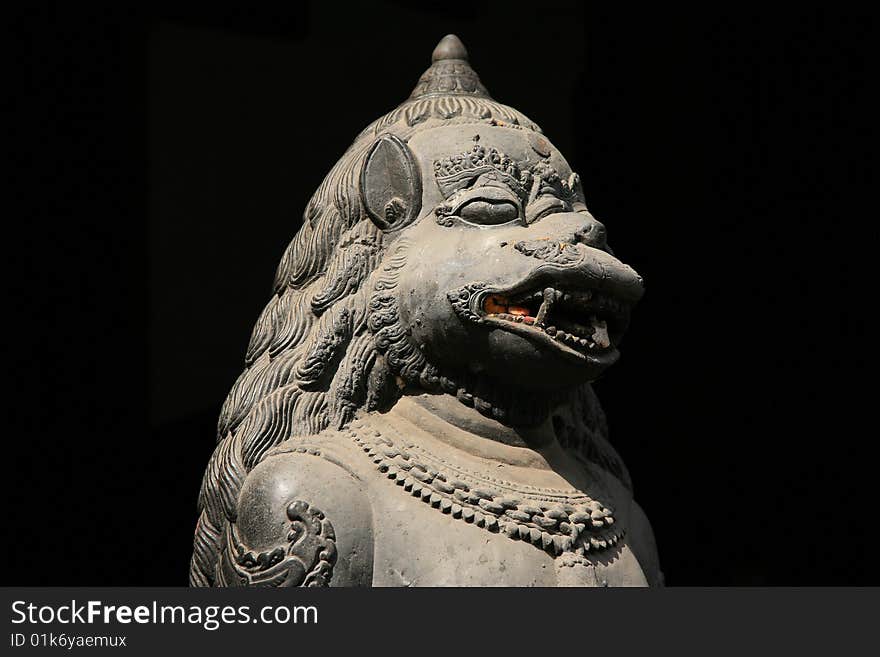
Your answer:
[189,129,385,586]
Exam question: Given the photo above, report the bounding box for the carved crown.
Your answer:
[433,138,528,198]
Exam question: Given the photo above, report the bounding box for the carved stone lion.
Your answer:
[190,35,661,587]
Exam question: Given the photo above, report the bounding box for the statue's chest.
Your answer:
[345,416,643,587]
[367,483,648,587]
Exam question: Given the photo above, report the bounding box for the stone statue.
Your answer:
[190,35,661,587]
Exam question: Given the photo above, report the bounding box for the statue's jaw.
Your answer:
[479,285,623,368]
[448,268,636,370]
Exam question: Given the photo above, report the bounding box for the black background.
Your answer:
[9,3,872,585]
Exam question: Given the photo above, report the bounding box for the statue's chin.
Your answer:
[444,339,619,391]
[472,364,604,392]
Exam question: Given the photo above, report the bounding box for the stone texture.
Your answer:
[190,35,661,588]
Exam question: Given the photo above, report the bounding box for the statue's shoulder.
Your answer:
[221,432,374,587]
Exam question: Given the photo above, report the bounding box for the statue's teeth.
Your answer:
[590,316,610,349]
[534,287,555,325]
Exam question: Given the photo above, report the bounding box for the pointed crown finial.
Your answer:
[409,34,491,100]
[432,34,469,62]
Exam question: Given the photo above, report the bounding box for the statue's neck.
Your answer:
[387,394,592,491]
[403,392,555,449]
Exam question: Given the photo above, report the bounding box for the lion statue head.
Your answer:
[191,35,644,586]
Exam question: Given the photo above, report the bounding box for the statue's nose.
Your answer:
[573,216,608,250]
[529,211,609,250]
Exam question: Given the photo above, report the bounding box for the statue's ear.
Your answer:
[360,134,422,231]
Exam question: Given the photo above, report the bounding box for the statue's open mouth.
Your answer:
[449,278,634,367]
[480,284,630,362]
[483,284,628,348]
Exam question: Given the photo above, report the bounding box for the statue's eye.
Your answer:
[440,185,523,227]
[525,195,570,225]
[458,199,520,225]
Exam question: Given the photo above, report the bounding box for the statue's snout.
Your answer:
[514,212,644,304]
